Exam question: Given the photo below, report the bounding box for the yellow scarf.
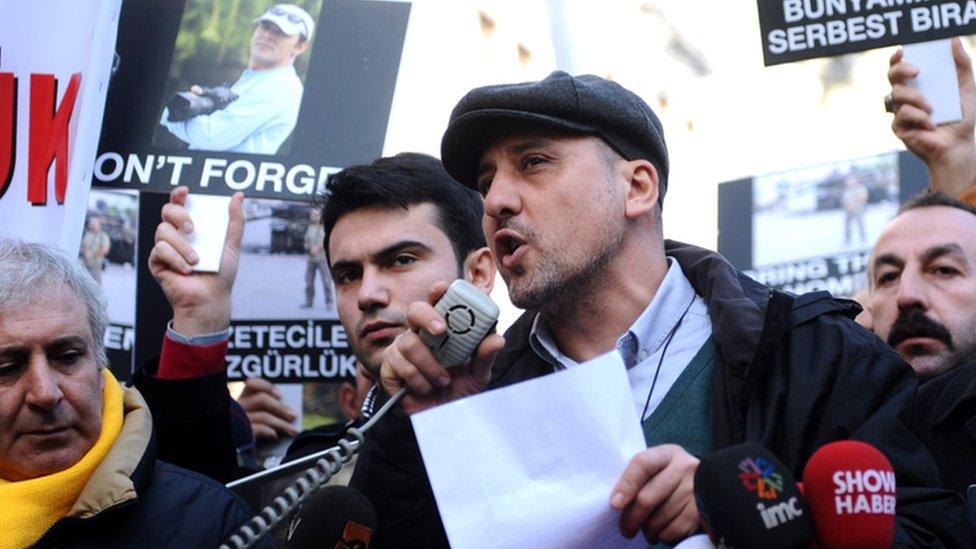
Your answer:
[0,369,124,549]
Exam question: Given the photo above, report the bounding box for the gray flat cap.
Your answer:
[440,71,669,206]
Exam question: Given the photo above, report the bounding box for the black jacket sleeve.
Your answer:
[349,403,450,548]
[131,358,244,484]
[835,348,969,548]
[915,361,976,496]
[769,317,970,549]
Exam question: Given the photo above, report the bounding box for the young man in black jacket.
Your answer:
[142,153,493,493]
[363,71,968,547]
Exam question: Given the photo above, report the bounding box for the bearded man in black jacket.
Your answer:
[352,71,968,547]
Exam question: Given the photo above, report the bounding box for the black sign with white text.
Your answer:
[225,319,355,383]
[757,0,976,66]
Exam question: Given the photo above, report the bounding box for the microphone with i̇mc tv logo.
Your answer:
[694,442,812,548]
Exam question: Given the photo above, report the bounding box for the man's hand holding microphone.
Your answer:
[378,280,505,415]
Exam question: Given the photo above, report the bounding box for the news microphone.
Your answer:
[694,442,812,548]
[285,486,377,549]
[802,440,896,549]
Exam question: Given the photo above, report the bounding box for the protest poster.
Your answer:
[0,1,120,251]
[718,150,929,295]
[224,196,357,433]
[88,0,409,436]
[757,0,976,65]
[93,0,409,199]
[80,189,139,381]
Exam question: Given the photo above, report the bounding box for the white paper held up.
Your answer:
[411,351,647,549]
[903,39,963,126]
[183,194,231,273]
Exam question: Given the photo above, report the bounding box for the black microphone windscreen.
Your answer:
[285,485,377,549]
[693,442,812,549]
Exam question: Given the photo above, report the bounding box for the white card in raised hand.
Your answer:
[183,194,231,273]
[903,39,963,126]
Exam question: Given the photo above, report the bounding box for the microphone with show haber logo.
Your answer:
[802,440,896,549]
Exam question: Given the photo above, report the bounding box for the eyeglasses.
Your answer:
[269,5,309,37]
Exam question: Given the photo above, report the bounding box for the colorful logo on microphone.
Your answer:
[738,456,784,500]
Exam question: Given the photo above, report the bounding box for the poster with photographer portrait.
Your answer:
[90,0,409,443]
[93,0,410,200]
[153,2,322,156]
[717,151,930,297]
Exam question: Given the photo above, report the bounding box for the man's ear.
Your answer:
[293,39,311,58]
[462,246,495,293]
[338,381,358,422]
[623,160,659,220]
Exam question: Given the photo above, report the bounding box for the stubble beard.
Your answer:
[349,310,406,379]
[504,159,625,321]
[915,330,976,381]
[890,307,976,381]
[507,221,624,321]
[354,345,383,379]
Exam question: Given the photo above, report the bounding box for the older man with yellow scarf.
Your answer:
[0,240,266,548]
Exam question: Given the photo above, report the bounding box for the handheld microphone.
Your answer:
[802,440,896,549]
[419,279,499,368]
[285,485,377,549]
[694,442,812,548]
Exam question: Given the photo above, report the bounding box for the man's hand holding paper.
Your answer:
[611,444,701,544]
[410,351,692,548]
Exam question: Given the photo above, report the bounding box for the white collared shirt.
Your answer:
[529,257,713,421]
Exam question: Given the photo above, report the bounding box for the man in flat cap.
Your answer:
[160,3,313,154]
[358,72,966,546]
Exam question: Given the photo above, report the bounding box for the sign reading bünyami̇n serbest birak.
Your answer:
[758,0,976,65]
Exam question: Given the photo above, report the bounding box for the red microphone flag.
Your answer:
[802,440,896,549]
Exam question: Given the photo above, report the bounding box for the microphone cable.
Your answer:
[223,279,500,547]
[220,387,408,549]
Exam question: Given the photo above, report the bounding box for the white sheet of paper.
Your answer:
[673,534,716,549]
[412,351,647,549]
[183,194,230,273]
[903,39,962,125]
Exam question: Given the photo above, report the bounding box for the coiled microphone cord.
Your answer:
[220,387,408,549]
